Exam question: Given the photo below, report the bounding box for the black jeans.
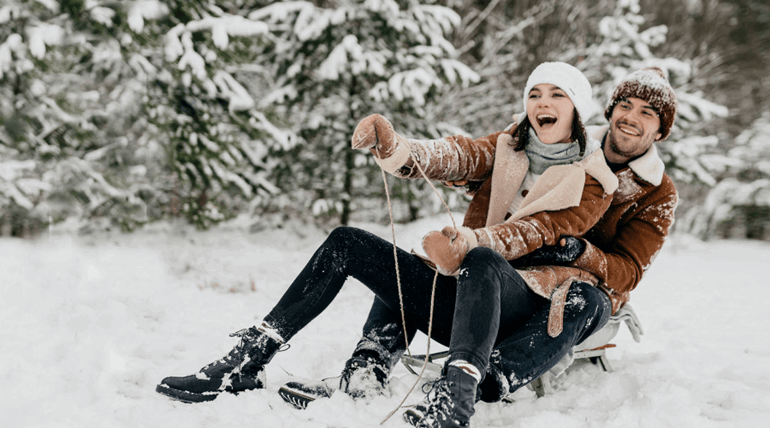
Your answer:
[263,226,610,394]
[264,226,541,372]
[480,281,612,401]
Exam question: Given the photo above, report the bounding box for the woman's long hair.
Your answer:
[511,108,587,156]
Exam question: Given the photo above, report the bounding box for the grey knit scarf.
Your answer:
[525,127,584,175]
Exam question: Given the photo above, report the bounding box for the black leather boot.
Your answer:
[404,365,478,428]
[156,327,282,403]
[339,351,390,399]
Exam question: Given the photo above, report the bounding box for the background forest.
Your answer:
[1,0,768,240]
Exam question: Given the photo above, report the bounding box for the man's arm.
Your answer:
[573,177,678,301]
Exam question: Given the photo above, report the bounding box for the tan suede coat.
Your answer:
[384,126,620,336]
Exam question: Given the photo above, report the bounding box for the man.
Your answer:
[279,66,679,428]
[470,66,679,407]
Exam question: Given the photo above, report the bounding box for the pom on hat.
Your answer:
[522,62,594,123]
[604,67,678,140]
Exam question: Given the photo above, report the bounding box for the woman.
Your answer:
[156,62,616,428]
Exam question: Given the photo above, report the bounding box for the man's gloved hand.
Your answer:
[509,237,586,268]
[422,226,477,276]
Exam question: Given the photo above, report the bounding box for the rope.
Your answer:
[376,148,458,425]
[381,269,438,425]
[379,167,413,360]
[411,156,458,230]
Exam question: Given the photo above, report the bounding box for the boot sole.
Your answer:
[278,379,336,410]
[403,409,423,426]
[278,386,316,409]
[156,383,220,403]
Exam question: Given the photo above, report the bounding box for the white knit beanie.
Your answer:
[522,62,594,123]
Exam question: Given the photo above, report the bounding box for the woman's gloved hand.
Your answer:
[421,226,478,276]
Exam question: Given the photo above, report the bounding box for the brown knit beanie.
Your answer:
[604,67,678,141]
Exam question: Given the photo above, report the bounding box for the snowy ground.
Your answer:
[1,215,768,428]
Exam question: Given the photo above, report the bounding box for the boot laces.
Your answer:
[226,327,261,365]
[416,376,457,427]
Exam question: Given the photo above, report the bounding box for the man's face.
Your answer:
[605,97,662,164]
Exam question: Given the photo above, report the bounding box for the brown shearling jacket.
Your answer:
[388,127,618,264]
[568,127,679,314]
[380,125,621,335]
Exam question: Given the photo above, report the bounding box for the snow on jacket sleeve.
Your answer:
[392,132,501,182]
[471,174,613,261]
[571,175,678,312]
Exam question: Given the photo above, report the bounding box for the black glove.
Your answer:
[509,237,586,268]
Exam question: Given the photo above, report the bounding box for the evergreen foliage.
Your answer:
[140,0,290,229]
[247,0,478,225]
[0,0,161,235]
[0,0,766,240]
[683,113,770,240]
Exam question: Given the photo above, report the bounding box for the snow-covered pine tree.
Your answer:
[682,113,770,240]
[570,0,729,185]
[0,0,163,235]
[248,0,479,225]
[139,0,295,229]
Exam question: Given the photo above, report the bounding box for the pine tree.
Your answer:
[0,0,161,235]
[138,0,293,229]
[683,113,770,240]
[570,0,729,184]
[247,0,479,225]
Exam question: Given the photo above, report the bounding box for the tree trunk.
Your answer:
[340,147,354,226]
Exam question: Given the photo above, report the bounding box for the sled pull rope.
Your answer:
[376,148,457,424]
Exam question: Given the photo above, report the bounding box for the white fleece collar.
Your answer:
[627,144,665,186]
[587,125,665,186]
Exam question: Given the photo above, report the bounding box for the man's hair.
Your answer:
[604,67,678,141]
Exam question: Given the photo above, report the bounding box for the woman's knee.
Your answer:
[458,247,508,289]
[325,226,374,251]
[317,226,364,266]
[462,247,506,268]
[326,226,358,243]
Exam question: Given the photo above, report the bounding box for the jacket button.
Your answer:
[521,189,529,197]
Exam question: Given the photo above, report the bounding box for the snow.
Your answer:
[26,23,64,59]
[127,0,169,33]
[1,217,768,427]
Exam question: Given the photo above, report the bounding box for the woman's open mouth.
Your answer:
[536,114,557,127]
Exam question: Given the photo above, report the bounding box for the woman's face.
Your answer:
[526,84,575,144]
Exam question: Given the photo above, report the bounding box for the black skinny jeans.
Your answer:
[263,226,610,395]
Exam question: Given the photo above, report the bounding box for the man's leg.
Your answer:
[479,282,612,402]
